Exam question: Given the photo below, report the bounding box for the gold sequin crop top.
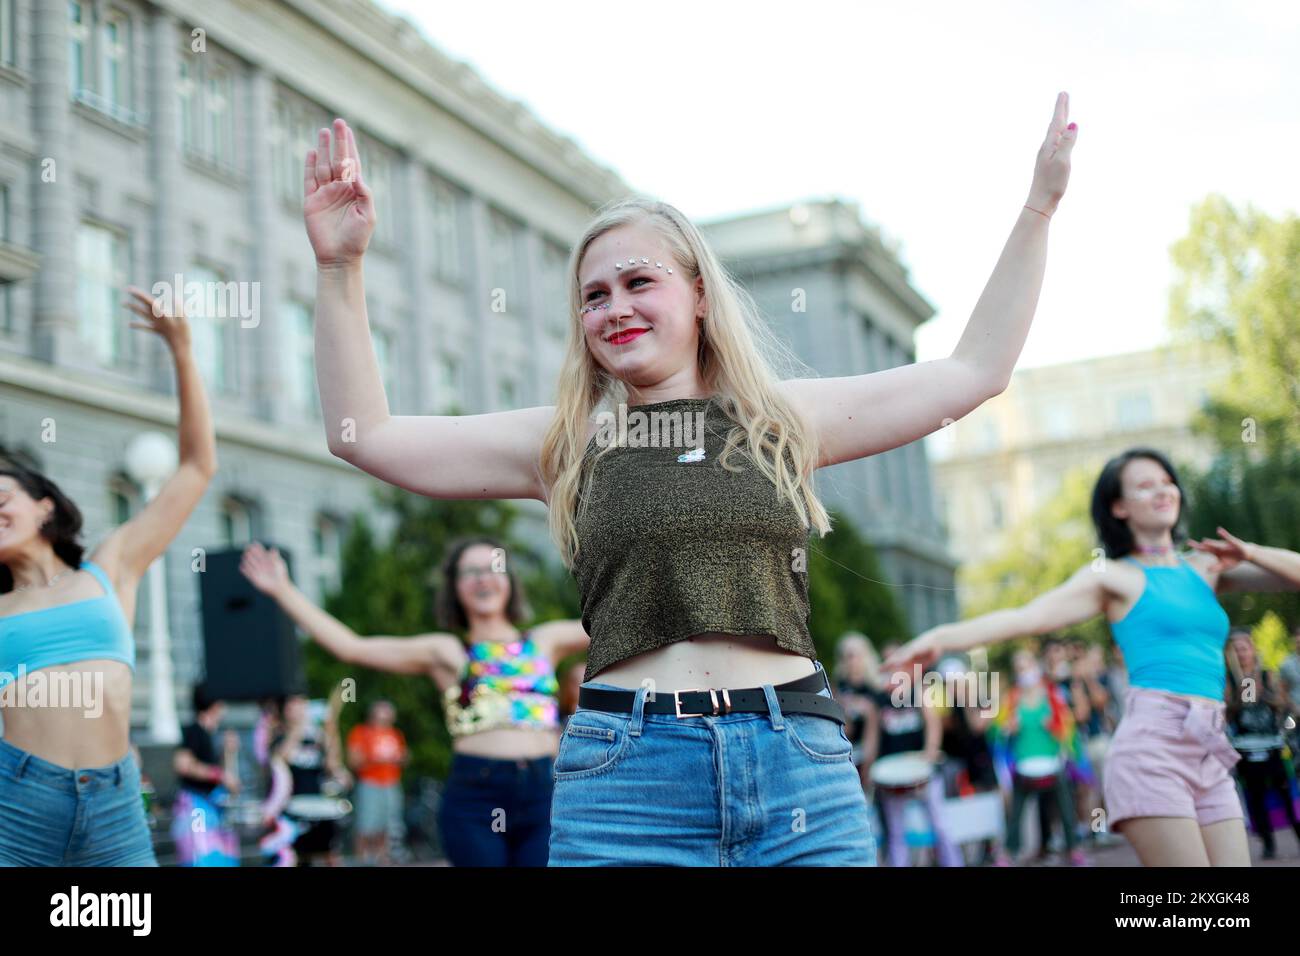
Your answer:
[571,396,815,680]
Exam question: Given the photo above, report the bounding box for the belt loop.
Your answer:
[15,752,30,780]
[630,682,649,737]
[814,659,831,694]
[761,683,784,731]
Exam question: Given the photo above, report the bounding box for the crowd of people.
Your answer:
[832,621,1300,866]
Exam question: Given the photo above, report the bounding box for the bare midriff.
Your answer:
[1,660,134,768]
[593,632,817,692]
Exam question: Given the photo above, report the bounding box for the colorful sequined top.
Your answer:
[442,633,561,738]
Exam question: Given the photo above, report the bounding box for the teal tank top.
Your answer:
[0,560,136,688]
[1109,555,1229,701]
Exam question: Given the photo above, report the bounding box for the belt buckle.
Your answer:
[674,688,730,718]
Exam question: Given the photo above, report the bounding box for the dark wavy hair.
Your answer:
[1089,447,1185,559]
[433,536,530,632]
[0,466,86,594]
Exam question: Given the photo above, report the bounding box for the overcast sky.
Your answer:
[375,0,1299,369]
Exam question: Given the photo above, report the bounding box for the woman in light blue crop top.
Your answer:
[890,447,1300,868]
[0,287,216,866]
[240,534,589,866]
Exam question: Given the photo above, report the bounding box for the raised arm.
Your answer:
[92,287,217,583]
[239,541,460,677]
[779,93,1078,467]
[1191,527,1300,594]
[884,562,1108,670]
[305,118,551,501]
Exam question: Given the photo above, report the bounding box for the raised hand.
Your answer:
[123,285,191,353]
[304,118,375,267]
[1189,526,1255,574]
[1026,92,1078,216]
[240,541,292,597]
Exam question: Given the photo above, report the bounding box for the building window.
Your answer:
[220,495,260,547]
[205,65,233,164]
[177,54,197,148]
[312,513,343,597]
[1115,389,1154,431]
[285,299,317,417]
[356,135,395,246]
[178,49,234,166]
[68,3,136,123]
[432,352,462,413]
[186,263,236,393]
[541,240,569,336]
[271,95,327,204]
[428,176,461,284]
[0,0,16,68]
[487,209,519,310]
[100,11,128,114]
[108,474,140,525]
[76,222,130,367]
[68,1,89,96]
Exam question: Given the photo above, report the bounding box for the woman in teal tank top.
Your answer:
[0,287,217,866]
[240,535,589,865]
[889,447,1300,867]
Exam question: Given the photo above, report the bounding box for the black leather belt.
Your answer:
[578,669,846,725]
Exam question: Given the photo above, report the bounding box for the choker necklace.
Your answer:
[1135,544,1174,556]
[14,568,73,592]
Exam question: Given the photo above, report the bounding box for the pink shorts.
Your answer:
[1103,686,1243,830]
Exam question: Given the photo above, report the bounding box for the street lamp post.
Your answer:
[125,431,180,745]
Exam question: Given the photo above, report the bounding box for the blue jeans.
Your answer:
[548,661,876,866]
[0,737,157,866]
[437,754,554,866]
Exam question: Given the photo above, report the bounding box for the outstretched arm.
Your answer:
[780,93,1078,467]
[884,562,1108,670]
[239,542,457,676]
[305,119,551,501]
[93,287,218,582]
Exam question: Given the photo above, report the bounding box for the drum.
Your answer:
[869,751,933,796]
[285,795,353,822]
[1014,754,1062,791]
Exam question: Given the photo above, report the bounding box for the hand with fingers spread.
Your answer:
[123,285,191,353]
[1025,91,1078,218]
[304,118,375,268]
[241,541,293,599]
[1189,526,1257,574]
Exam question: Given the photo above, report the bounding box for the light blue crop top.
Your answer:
[1109,554,1229,701]
[0,560,136,689]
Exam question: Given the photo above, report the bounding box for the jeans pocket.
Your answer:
[785,713,854,762]
[554,710,631,779]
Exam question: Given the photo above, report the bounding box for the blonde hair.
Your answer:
[539,197,832,567]
[836,631,884,691]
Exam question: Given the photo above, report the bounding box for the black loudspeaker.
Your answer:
[198,544,305,701]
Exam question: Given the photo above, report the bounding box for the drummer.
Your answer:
[994,648,1088,866]
[268,691,352,866]
[868,644,964,867]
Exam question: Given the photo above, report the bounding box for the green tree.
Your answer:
[807,509,911,665]
[1168,194,1300,450]
[1167,194,1300,631]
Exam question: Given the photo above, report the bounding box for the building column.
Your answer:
[400,157,435,413]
